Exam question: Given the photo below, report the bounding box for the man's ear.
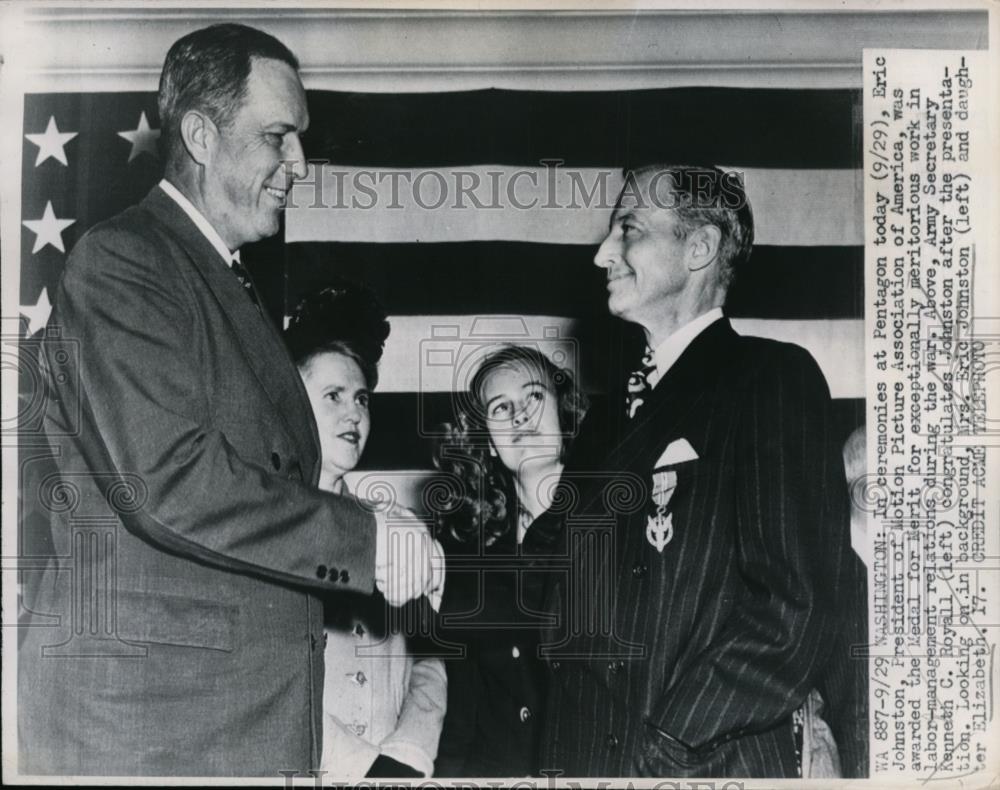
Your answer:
[687,224,722,273]
[179,109,217,167]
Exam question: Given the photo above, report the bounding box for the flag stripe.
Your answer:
[370,315,863,399]
[20,84,868,495]
[301,88,860,168]
[356,395,865,474]
[287,165,861,247]
[286,242,863,320]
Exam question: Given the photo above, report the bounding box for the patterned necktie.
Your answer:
[625,346,656,419]
[230,259,260,308]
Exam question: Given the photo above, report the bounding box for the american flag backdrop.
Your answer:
[284,87,868,510]
[18,85,864,512]
[15,11,986,514]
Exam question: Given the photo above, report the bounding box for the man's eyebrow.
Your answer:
[609,208,634,228]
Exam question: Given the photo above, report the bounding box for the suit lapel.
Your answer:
[142,187,320,471]
[546,320,741,645]
[610,319,738,473]
[573,319,738,517]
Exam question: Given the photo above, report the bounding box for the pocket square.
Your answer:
[654,438,699,468]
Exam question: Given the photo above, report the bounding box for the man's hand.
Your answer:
[373,504,444,608]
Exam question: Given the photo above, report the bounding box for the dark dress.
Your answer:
[434,507,559,777]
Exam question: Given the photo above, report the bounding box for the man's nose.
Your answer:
[593,233,617,269]
[284,134,308,181]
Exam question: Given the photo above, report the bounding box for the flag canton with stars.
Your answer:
[20,93,162,335]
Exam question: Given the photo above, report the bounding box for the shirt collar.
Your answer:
[648,307,724,388]
[159,179,240,267]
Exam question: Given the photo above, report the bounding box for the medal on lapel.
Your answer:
[646,468,677,552]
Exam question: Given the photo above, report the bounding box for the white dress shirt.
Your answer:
[647,307,724,389]
[158,179,240,266]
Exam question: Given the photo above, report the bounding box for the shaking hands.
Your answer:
[373,504,445,608]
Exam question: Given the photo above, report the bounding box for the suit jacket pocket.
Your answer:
[213,414,299,476]
[116,588,238,652]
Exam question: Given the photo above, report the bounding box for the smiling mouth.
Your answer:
[337,430,360,445]
[607,271,633,287]
[264,186,287,204]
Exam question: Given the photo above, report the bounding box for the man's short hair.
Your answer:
[628,164,754,288]
[158,23,299,165]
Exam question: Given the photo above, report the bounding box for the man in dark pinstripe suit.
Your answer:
[538,165,863,777]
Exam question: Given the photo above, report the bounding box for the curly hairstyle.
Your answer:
[283,279,390,389]
[432,345,587,546]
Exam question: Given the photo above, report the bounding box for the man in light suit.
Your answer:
[539,165,862,777]
[19,23,438,777]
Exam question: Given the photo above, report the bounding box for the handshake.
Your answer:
[373,504,445,609]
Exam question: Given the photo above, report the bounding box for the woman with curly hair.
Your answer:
[432,345,587,777]
[284,281,446,779]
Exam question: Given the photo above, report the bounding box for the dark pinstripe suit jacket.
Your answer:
[537,319,857,777]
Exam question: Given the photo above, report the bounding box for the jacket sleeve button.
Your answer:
[340,569,350,583]
[328,567,340,582]
[519,706,532,722]
[316,565,327,579]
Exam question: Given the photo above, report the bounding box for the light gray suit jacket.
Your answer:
[19,186,376,776]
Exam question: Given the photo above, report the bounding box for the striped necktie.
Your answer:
[625,346,656,419]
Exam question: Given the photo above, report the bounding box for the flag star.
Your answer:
[25,116,78,167]
[23,201,76,254]
[118,111,160,163]
[21,288,53,336]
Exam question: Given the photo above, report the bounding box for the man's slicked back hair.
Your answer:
[158,23,299,165]
[627,164,754,289]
